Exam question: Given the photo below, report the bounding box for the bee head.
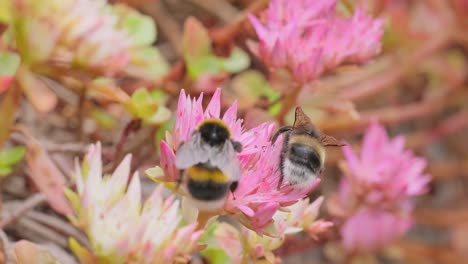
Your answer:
[293,107,345,147]
[198,119,231,146]
[292,107,320,138]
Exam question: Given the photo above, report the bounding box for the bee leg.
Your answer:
[277,174,284,190]
[232,140,243,153]
[230,181,239,200]
[271,126,293,144]
[175,170,184,190]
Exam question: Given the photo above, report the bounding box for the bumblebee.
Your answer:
[272,107,344,189]
[175,119,242,211]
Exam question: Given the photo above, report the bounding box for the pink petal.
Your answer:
[159,141,178,182]
[205,88,221,118]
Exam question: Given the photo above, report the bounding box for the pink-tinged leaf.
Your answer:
[16,67,57,113]
[0,76,13,93]
[13,240,58,264]
[88,78,131,103]
[0,51,20,94]
[159,140,178,182]
[25,138,72,215]
[182,17,212,59]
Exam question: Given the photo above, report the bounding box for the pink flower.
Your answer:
[340,120,431,209]
[322,8,383,69]
[329,120,431,252]
[225,136,320,233]
[150,88,319,234]
[7,0,142,75]
[341,208,412,253]
[272,196,333,238]
[248,0,383,84]
[155,87,275,183]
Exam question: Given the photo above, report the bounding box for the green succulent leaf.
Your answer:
[230,70,280,109]
[90,108,117,129]
[201,248,232,264]
[0,146,25,167]
[182,17,212,60]
[0,51,21,76]
[0,166,12,177]
[0,0,12,22]
[126,47,169,81]
[113,4,157,46]
[127,88,171,125]
[221,47,250,73]
[186,55,223,79]
[145,166,164,180]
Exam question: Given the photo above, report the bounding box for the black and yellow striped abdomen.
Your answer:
[185,164,230,201]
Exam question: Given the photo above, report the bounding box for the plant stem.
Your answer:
[319,78,466,135]
[0,84,21,149]
[210,0,269,45]
[338,33,451,102]
[277,83,302,125]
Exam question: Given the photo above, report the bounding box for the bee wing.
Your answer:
[209,142,242,182]
[175,132,210,169]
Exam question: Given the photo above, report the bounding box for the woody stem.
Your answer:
[277,83,302,125]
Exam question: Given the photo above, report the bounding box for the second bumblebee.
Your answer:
[272,107,344,189]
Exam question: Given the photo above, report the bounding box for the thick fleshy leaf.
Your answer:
[25,138,72,215]
[0,146,26,166]
[221,47,250,73]
[14,19,58,65]
[127,88,171,124]
[88,78,131,103]
[143,106,171,124]
[0,0,11,22]
[90,107,118,129]
[0,51,20,76]
[113,4,157,46]
[16,66,57,112]
[186,55,222,79]
[125,47,169,81]
[0,76,14,93]
[14,240,59,264]
[0,51,20,93]
[182,17,212,59]
[201,248,231,264]
[0,145,25,176]
[0,166,12,176]
[230,70,280,109]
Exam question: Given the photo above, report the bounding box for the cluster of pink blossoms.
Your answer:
[248,0,384,84]
[328,120,431,253]
[154,88,320,233]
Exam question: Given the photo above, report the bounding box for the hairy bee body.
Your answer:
[273,107,343,189]
[280,133,326,189]
[183,163,232,210]
[175,119,242,211]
